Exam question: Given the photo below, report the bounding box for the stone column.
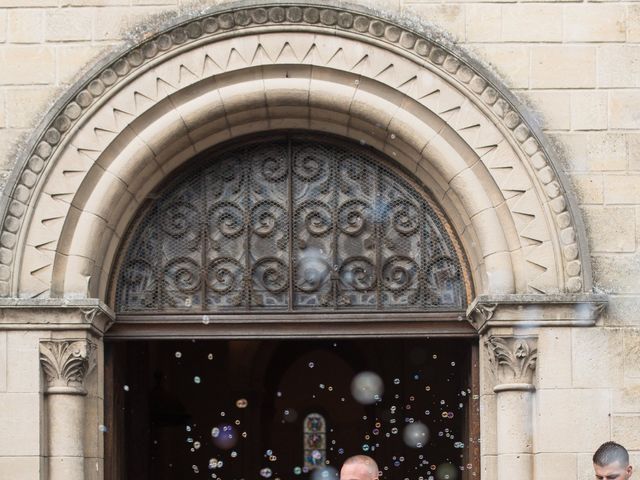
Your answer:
[485,335,537,480]
[40,338,96,480]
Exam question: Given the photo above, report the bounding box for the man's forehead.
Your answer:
[594,461,627,473]
[340,462,375,479]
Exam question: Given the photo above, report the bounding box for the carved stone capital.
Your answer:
[485,335,538,390]
[40,339,96,395]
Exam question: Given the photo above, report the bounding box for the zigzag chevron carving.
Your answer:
[4,6,582,298]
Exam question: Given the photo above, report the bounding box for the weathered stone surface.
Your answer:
[572,327,624,388]
[593,254,640,294]
[526,91,571,130]
[535,388,610,453]
[531,46,596,88]
[536,328,572,389]
[609,91,640,129]
[604,175,640,204]
[7,9,44,44]
[564,4,626,42]
[502,4,562,42]
[582,206,635,253]
[5,88,55,129]
[612,414,640,450]
[534,453,577,479]
[571,91,608,131]
[570,174,603,205]
[45,8,93,41]
[0,393,41,455]
[0,46,55,85]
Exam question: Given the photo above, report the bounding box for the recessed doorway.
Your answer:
[105,338,478,480]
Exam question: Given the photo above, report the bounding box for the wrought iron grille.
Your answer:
[115,137,467,313]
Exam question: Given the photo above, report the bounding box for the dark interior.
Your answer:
[107,338,476,480]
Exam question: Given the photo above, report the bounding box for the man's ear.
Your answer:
[627,465,633,478]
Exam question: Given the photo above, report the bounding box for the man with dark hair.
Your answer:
[593,441,633,480]
[339,455,379,480]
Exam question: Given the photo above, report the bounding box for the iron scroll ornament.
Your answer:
[115,138,467,312]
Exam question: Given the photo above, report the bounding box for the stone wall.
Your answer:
[0,1,639,479]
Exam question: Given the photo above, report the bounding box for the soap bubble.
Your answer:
[294,466,302,475]
[202,315,210,325]
[283,408,298,422]
[350,371,384,405]
[403,422,429,448]
[260,468,273,478]
[311,466,338,480]
[211,424,237,449]
[123,385,130,392]
[236,398,248,408]
[308,362,315,368]
[175,351,182,358]
[435,463,458,480]
[98,424,107,433]
[194,376,201,384]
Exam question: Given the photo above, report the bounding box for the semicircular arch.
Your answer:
[0,3,588,301]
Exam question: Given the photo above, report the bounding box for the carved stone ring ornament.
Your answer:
[39,339,96,395]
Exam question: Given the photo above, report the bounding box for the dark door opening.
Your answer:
[106,338,479,480]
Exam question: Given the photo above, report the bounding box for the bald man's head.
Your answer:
[340,455,379,480]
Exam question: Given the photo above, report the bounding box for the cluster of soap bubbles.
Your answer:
[211,424,238,450]
[169,345,473,479]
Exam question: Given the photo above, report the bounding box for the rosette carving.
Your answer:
[40,339,96,394]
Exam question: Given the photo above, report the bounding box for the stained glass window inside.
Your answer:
[303,413,326,469]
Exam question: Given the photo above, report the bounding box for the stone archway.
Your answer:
[2,5,588,299]
[0,3,606,480]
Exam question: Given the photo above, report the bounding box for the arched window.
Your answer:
[303,413,327,469]
[115,135,468,313]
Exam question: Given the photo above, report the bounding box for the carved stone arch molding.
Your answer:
[0,2,591,302]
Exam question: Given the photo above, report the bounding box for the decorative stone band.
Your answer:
[485,335,538,389]
[467,294,607,334]
[0,2,586,297]
[0,299,115,334]
[493,383,536,393]
[40,339,96,395]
